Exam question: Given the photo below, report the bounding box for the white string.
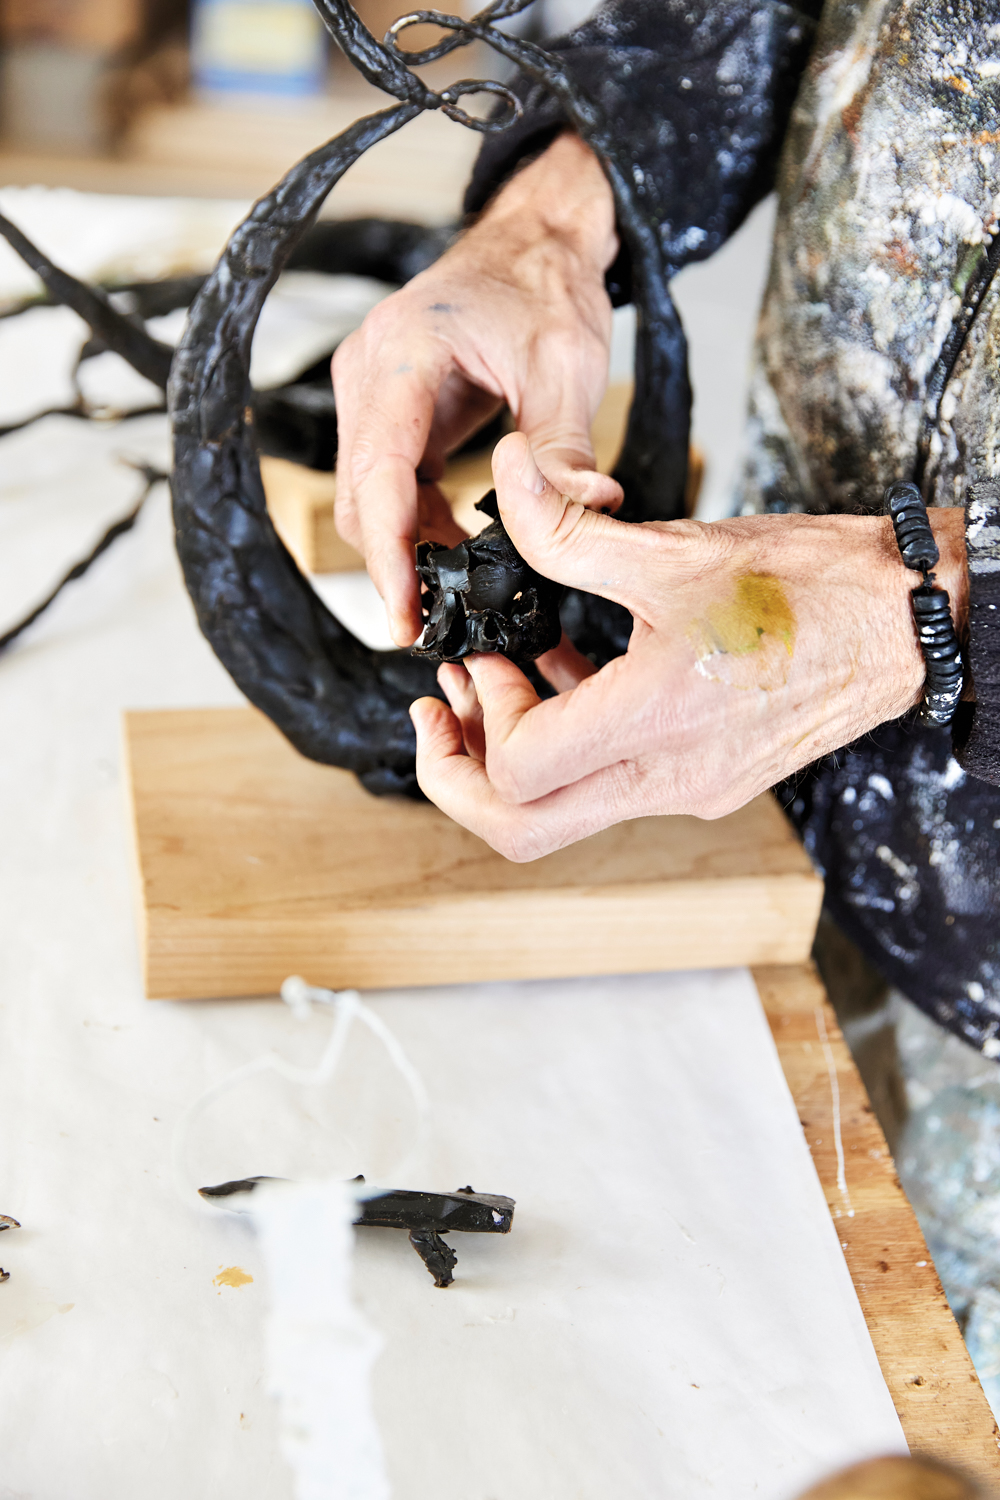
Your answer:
[814,1004,854,1220]
[171,977,430,1208]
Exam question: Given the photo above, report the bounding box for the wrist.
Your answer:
[476,132,618,279]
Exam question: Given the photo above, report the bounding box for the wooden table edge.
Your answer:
[753,962,1000,1482]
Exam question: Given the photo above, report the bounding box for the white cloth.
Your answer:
[252,1178,390,1500]
[0,190,907,1500]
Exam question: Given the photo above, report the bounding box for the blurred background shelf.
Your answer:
[0,92,482,219]
[0,0,501,218]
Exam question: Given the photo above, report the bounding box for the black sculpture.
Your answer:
[414,491,564,664]
[163,0,689,797]
[0,0,692,797]
[0,213,456,656]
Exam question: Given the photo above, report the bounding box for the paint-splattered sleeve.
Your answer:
[464,0,822,294]
[956,482,1000,786]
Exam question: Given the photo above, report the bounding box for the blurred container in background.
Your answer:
[190,0,327,98]
[0,0,191,153]
[0,0,143,151]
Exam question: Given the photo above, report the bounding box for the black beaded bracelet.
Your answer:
[884,481,964,728]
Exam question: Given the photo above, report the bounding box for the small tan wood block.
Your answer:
[123,705,822,1001]
[260,455,361,574]
[262,382,704,575]
[756,964,1000,1483]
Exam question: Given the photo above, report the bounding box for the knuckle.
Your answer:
[331,333,359,387]
[493,819,548,863]
[333,495,361,546]
[486,750,529,807]
[548,497,595,557]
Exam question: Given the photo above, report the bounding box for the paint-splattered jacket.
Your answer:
[468,0,1000,1054]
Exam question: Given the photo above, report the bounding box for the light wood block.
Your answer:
[260,455,361,574]
[123,705,823,1001]
[263,381,705,575]
[756,964,1000,1482]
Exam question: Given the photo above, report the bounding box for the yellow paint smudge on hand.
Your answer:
[688,573,797,691]
[214,1266,253,1289]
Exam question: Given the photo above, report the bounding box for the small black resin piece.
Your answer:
[199,1177,515,1288]
[414,491,563,664]
[408,1229,457,1288]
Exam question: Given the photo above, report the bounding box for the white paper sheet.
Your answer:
[0,194,908,1500]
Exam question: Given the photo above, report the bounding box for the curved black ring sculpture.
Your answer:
[168,0,691,798]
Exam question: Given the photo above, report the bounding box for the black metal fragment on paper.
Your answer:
[199,1177,515,1288]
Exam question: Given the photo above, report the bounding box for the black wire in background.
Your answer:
[0,462,169,655]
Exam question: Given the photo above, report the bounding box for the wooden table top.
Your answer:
[756,964,1000,1484]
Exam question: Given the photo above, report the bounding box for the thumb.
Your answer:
[492,432,661,615]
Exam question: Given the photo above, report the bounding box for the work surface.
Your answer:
[1,365,997,1500]
[1,192,998,1492]
[0,958,909,1500]
[125,705,821,999]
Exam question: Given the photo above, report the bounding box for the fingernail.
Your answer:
[519,445,546,495]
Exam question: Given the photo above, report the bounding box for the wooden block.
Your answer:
[123,705,823,1001]
[263,382,704,575]
[756,964,1000,1482]
[260,455,361,574]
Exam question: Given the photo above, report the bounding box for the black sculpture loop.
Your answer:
[166,0,692,797]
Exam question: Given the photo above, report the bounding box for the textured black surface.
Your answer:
[167,0,817,785]
[166,3,556,798]
[911,587,964,727]
[169,98,449,799]
[288,215,453,283]
[408,1228,458,1287]
[415,491,564,663]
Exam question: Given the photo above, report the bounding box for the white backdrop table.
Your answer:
[0,192,906,1500]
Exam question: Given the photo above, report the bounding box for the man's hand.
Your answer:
[409,434,969,861]
[332,132,621,646]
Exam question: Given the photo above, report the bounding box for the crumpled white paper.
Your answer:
[252,1179,389,1500]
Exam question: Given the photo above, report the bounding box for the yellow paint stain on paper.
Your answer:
[214,1266,254,1289]
[688,574,796,691]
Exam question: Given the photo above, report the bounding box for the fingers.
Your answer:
[492,432,664,618]
[460,649,655,806]
[411,694,638,861]
[515,300,622,513]
[417,481,467,549]
[534,632,597,694]
[437,633,594,766]
[437,662,485,761]
[333,326,450,645]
